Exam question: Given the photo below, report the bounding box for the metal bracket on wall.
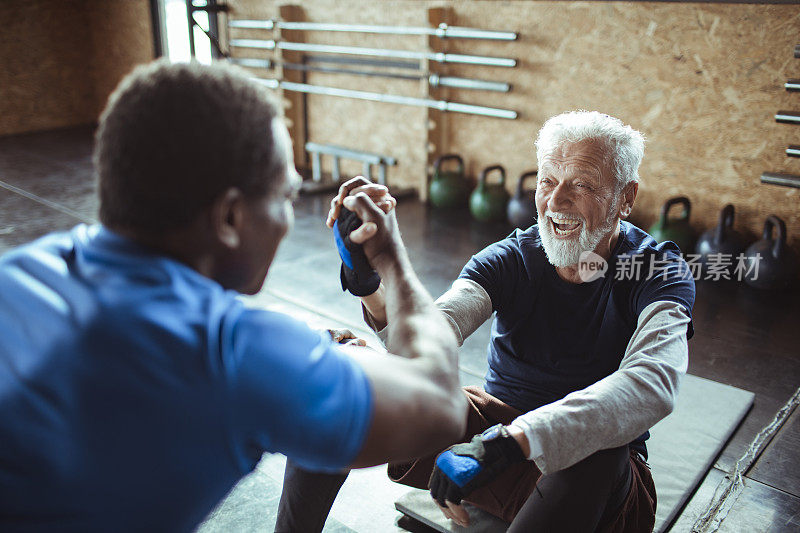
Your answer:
[185,0,228,58]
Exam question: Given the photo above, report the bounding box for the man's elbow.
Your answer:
[419,380,468,449]
[657,394,675,420]
[630,363,683,422]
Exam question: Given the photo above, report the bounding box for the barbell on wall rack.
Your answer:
[775,111,800,124]
[229,39,517,68]
[252,78,518,120]
[227,57,511,92]
[236,55,421,70]
[228,19,517,41]
[305,55,419,70]
[761,172,800,188]
[761,46,800,190]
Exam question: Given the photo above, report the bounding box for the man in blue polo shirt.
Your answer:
[281,111,695,532]
[0,60,467,532]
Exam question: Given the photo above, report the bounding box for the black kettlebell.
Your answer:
[695,204,749,269]
[469,165,510,223]
[429,154,469,209]
[648,196,697,253]
[743,215,798,290]
[507,170,538,229]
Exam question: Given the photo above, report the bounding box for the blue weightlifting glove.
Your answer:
[429,424,526,507]
[333,206,381,297]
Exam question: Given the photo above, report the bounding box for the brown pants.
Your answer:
[387,386,657,532]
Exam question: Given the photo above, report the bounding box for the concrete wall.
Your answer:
[227,0,800,251]
[0,0,155,136]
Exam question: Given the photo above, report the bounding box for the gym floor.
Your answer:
[0,126,798,531]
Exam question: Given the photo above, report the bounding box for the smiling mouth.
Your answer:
[550,216,582,237]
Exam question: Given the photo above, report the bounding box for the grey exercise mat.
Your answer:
[395,374,754,533]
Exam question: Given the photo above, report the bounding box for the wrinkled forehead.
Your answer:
[539,139,614,183]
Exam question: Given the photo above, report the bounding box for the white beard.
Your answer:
[538,207,618,268]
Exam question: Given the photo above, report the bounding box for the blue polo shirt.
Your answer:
[459,221,695,454]
[0,225,372,532]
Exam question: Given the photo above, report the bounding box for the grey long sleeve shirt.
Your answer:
[368,277,690,475]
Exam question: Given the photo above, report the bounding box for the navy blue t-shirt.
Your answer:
[0,225,372,532]
[459,221,695,453]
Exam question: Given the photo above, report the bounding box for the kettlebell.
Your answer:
[648,196,697,253]
[429,154,469,209]
[743,215,797,290]
[695,204,749,268]
[507,170,538,229]
[470,164,510,223]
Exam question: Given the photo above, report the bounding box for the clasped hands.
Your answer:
[327,177,399,296]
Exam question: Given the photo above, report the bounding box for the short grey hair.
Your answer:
[534,111,645,191]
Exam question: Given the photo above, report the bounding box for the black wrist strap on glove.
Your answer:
[333,206,381,297]
[429,424,526,507]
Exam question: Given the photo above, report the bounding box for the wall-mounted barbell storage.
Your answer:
[229,39,517,68]
[253,78,518,119]
[763,45,800,190]
[229,19,517,41]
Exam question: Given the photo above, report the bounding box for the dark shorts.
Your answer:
[387,386,657,532]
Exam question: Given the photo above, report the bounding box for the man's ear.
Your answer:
[618,181,638,219]
[211,187,245,249]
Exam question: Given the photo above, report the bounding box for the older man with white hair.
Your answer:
[277,111,695,533]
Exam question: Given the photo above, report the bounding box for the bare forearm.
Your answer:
[376,251,456,363]
[363,279,492,349]
[333,188,468,466]
[360,284,387,330]
[348,250,467,467]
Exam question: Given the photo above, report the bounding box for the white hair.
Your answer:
[534,111,645,191]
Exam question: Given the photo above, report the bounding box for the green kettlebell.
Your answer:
[470,164,510,223]
[648,196,697,253]
[429,154,469,209]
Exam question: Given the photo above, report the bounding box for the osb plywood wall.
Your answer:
[0,0,154,136]
[227,0,800,252]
